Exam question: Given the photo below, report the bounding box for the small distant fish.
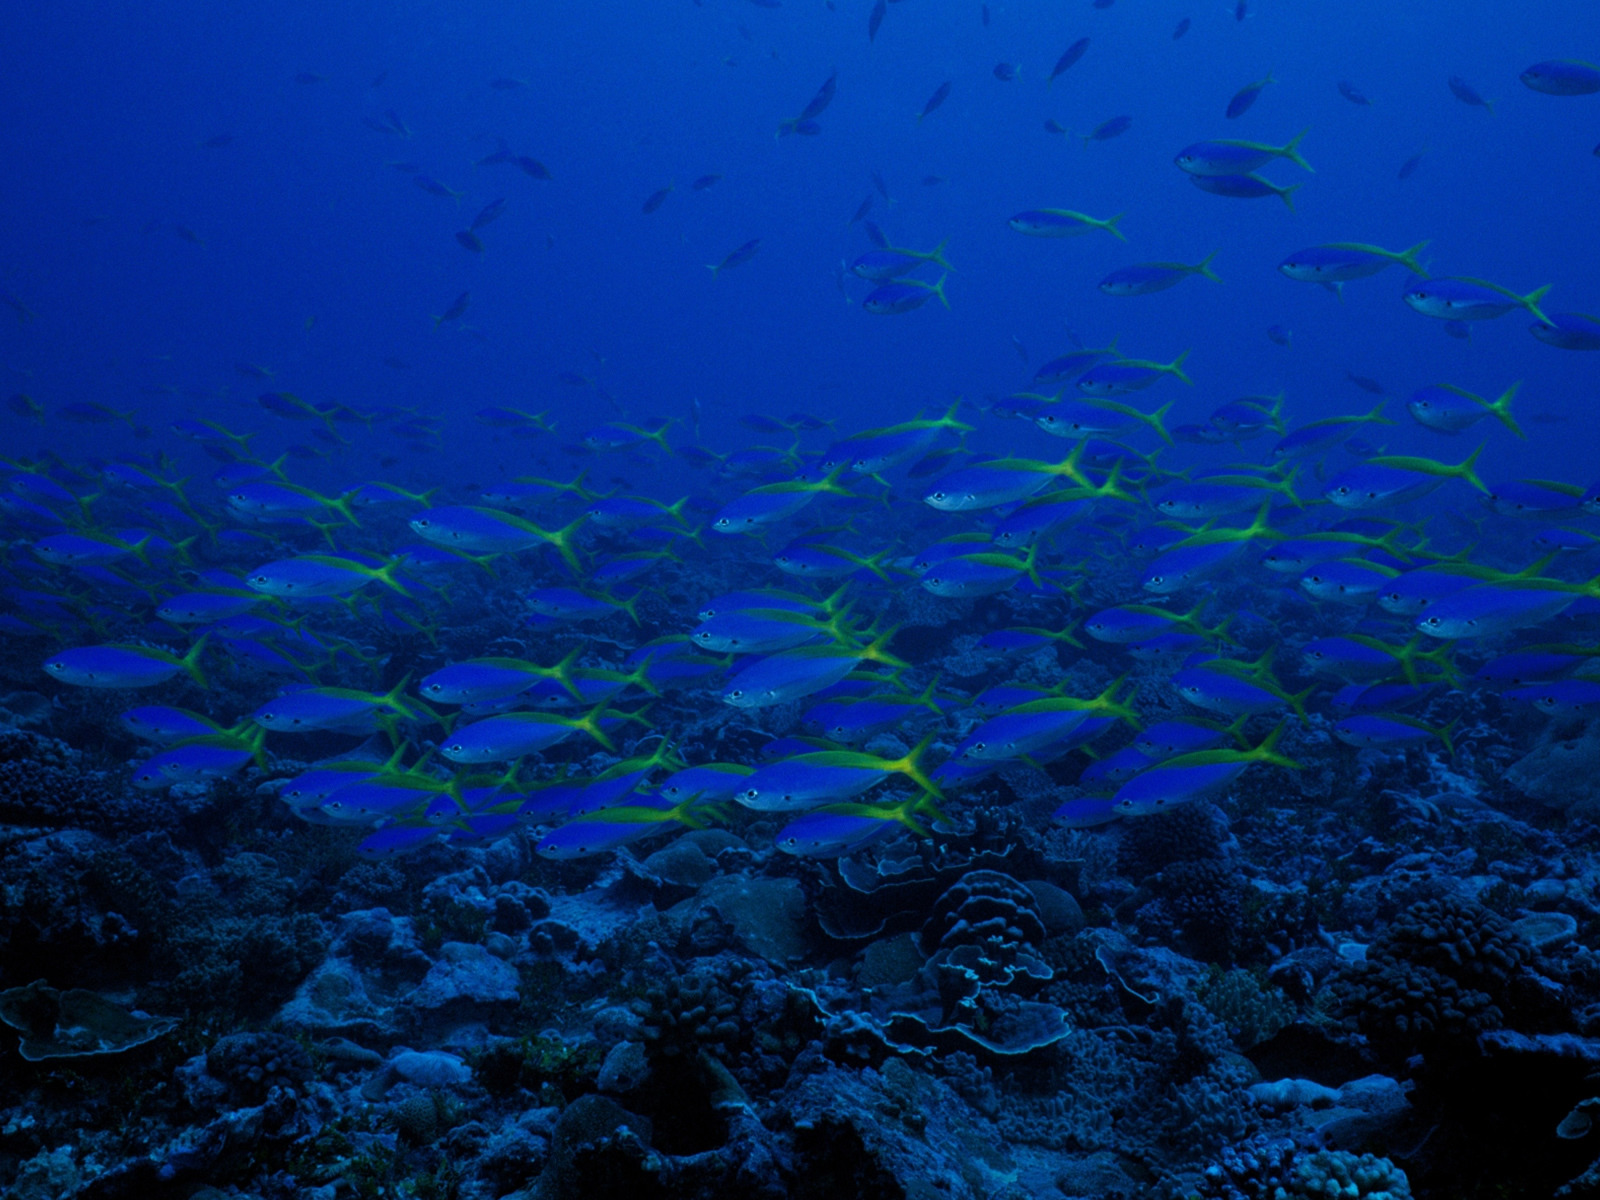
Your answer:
[641,185,674,214]
[919,81,952,123]
[435,291,471,327]
[1397,149,1427,179]
[1521,60,1600,95]
[1338,81,1373,105]
[235,362,273,380]
[1081,115,1132,146]
[868,0,886,41]
[1093,0,1114,8]
[1226,72,1275,119]
[1173,17,1191,39]
[174,225,204,245]
[1049,39,1089,85]
[1234,0,1249,18]
[476,140,514,166]
[1267,325,1292,347]
[414,174,462,200]
[708,239,761,277]
[516,156,553,180]
[455,230,485,253]
[470,198,507,230]
[1444,320,1471,341]
[1448,75,1495,113]
[1347,372,1385,395]
[871,171,891,201]
[779,70,838,137]
[1044,119,1069,135]
[982,4,990,26]
[993,63,1020,81]
[848,195,874,226]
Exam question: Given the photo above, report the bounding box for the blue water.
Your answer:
[5,1,1600,1197]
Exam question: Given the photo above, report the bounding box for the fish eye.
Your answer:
[728,690,743,700]
[931,492,946,501]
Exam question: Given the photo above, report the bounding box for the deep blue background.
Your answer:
[1,0,1596,493]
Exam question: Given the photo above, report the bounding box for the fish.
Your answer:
[1333,713,1456,755]
[691,174,723,190]
[1407,382,1522,437]
[1174,132,1312,175]
[1447,75,1495,113]
[1521,60,1600,96]
[775,793,940,857]
[1033,343,1120,386]
[44,638,209,690]
[246,554,412,599]
[1417,581,1587,640]
[1172,658,1312,720]
[1225,72,1276,119]
[1007,209,1125,240]
[736,736,938,811]
[536,798,712,859]
[1081,116,1132,146]
[778,71,837,137]
[1113,726,1300,817]
[993,63,1020,82]
[849,242,952,281]
[868,0,885,41]
[1278,242,1429,292]
[862,276,948,315]
[1397,149,1427,179]
[1049,38,1090,85]
[1188,173,1301,210]
[1530,312,1600,350]
[414,174,463,200]
[918,81,952,123]
[1272,402,1393,458]
[1403,277,1552,325]
[435,291,471,326]
[1324,446,1487,510]
[641,185,674,214]
[442,704,627,763]
[1098,254,1220,296]
[721,632,904,708]
[1076,353,1192,396]
[708,239,761,276]
[1173,18,1191,39]
[1337,81,1373,105]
